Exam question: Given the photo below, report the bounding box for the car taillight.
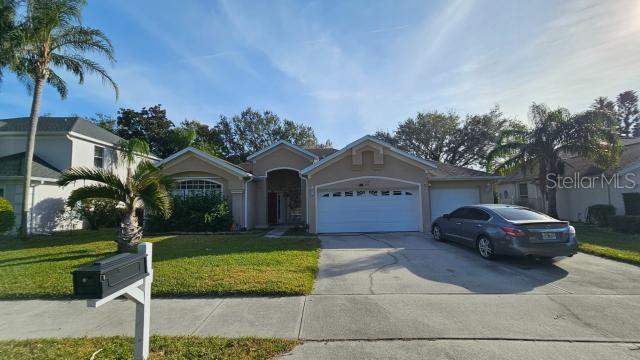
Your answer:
[502,226,525,237]
[569,225,576,235]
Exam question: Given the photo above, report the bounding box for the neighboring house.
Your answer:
[159,136,500,233]
[0,117,158,233]
[497,138,640,221]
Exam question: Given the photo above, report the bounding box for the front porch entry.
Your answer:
[266,169,303,225]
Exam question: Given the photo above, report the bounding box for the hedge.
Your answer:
[609,215,640,234]
[622,193,640,216]
[586,204,616,226]
[0,197,15,234]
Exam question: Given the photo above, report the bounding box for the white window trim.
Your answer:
[94,145,105,169]
[172,177,224,198]
[518,182,529,199]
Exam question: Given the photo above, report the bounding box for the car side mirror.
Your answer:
[442,213,450,219]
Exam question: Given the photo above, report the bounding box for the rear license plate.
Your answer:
[541,232,557,240]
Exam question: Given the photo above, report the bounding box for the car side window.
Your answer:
[468,208,491,221]
[449,208,471,219]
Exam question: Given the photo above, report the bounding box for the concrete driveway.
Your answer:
[284,232,640,358]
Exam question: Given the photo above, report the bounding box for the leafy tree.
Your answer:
[6,0,118,238]
[375,107,521,168]
[89,113,117,132]
[0,0,18,82]
[58,139,173,252]
[488,103,621,218]
[115,105,174,156]
[616,90,639,137]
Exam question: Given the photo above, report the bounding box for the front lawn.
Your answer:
[0,229,320,299]
[0,336,298,360]
[574,224,640,266]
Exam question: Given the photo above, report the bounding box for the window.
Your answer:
[493,207,555,221]
[518,183,529,199]
[356,191,366,196]
[405,191,413,195]
[449,207,472,219]
[381,190,390,196]
[467,208,491,221]
[332,192,342,197]
[393,190,402,196]
[369,191,378,196]
[344,191,353,197]
[0,187,4,198]
[321,193,330,197]
[94,146,105,168]
[173,179,222,198]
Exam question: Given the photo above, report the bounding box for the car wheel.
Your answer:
[432,224,443,241]
[477,236,495,260]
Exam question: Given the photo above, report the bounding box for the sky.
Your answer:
[1,0,639,147]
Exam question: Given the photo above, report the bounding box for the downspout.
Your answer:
[299,173,309,229]
[243,176,254,230]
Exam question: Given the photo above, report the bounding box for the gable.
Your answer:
[250,145,316,175]
[247,140,318,161]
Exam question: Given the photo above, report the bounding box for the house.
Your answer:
[0,117,158,233]
[496,138,640,221]
[159,136,501,233]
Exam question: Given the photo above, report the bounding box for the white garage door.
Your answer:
[430,187,480,221]
[317,189,420,233]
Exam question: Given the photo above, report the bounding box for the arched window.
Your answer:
[173,179,222,198]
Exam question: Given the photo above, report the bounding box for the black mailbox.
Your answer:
[73,252,148,299]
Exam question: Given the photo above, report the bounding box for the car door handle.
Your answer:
[475,224,483,228]
[455,222,462,225]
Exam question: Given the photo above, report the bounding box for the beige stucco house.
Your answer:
[159,136,500,233]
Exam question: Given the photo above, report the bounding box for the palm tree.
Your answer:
[0,0,18,81]
[8,0,118,238]
[488,103,621,218]
[58,139,173,252]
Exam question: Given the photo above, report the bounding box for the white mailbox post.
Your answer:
[87,242,153,360]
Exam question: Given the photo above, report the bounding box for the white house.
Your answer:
[496,138,640,221]
[0,117,158,233]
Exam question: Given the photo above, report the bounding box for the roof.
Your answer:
[301,135,439,175]
[0,152,61,179]
[427,162,498,179]
[247,140,319,161]
[0,117,123,145]
[306,147,338,159]
[158,147,253,178]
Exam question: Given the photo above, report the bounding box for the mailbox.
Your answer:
[73,252,148,299]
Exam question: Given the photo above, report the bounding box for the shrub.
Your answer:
[0,197,15,234]
[586,204,616,226]
[609,215,640,234]
[146,193,233,232]
[77,199,126,230]
[622,193,640,216]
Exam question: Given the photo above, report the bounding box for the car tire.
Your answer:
[477,236,495,260]
[432,224,444,242]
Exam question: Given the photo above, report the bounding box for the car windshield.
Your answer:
[492,207,555,221]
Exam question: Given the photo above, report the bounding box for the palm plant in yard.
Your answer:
[5,0,118,238]
[488,103,621,218]
[58,139,173,252]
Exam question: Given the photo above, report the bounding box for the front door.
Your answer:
[267,192,278,224]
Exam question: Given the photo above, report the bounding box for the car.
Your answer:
[431,204,578,260]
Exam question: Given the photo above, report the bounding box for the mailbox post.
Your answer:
[74,242,153,360]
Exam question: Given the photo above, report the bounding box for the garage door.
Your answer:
[430,187,480,222]
[317,189,420,233]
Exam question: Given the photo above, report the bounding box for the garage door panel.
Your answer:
[317,189,420,233]
[429,187,480,222]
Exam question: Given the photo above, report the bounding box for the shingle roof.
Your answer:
[306,147,338,159]
[0,152,61,179]
[0,117,123,145]
[427,161,496,178]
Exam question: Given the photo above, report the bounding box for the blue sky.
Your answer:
[1,0,639,147]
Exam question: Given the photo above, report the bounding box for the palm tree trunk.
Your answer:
[19,75,45,239]
[118,207,142,252]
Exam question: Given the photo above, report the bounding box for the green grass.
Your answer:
[0,229,320,299]
[0,336,299,360]
[282,227,311,237]
[575,224,640,266]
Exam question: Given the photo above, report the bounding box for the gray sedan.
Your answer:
[431,204,578,260]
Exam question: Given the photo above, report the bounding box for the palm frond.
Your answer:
[66,184,125,207]
[117,139,150,165]
[51,25,115,62]
[48,53,118,98]
[138,183,173,219]
[46,68,68,98]
[57,167,126,192]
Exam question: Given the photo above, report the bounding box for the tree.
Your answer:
[89,113,117,132]
[115,105,174,157]
[616,90,639,137]
[488,103,621,218]
[591,96,617,115]
[7,0,118,238]
[0,0,17,82]
[375,107,521,168]
[58,139,173,252]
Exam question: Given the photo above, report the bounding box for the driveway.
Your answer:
[286,232,640,358]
